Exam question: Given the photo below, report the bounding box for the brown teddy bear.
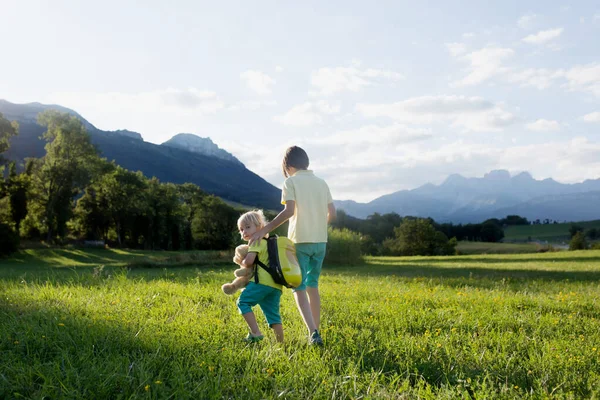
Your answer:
[221,244,254,295]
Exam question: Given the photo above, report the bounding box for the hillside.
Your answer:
[0,100,280,210]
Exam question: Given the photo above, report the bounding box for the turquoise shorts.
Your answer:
[293,242,327,292]
[237,282,282,326]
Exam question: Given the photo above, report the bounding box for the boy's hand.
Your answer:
[248,230,265,246]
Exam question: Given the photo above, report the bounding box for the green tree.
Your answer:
[569,224,584,238]
[480,220,505,242]
[569,231,588,250]
[5,161,33,235]
[191,195,239,250]
[0,112,19,163]
[177,183,206,250]
[32,111,100,242]
[385,218,456,256]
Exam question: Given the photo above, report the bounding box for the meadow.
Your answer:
[503,220,600,243]
[2,248,600,399]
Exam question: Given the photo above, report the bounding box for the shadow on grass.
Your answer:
[369,254,600,265]
[325,262,600,284]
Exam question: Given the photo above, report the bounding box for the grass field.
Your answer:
[2,248,600,398]
[456,241,541,255]
[503,220,600,243]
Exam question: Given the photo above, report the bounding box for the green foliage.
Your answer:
[0,222,19,256]
[569,231,588,250]
[480,220,505,242]
[569,223,584,238]
[0,112,19,161]
[32,110,101,242]
[191,195,239,250]
[385,219,457,256]
[586,228,599,240]
[324,227,363,265]
[500,214,529,225]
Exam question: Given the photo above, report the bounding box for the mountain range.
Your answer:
[3,99,599,223]
[335,170,600,223]
[0,99,281,210]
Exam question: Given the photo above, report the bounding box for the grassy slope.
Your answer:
[2,249,600,398]
[504,219,600,242]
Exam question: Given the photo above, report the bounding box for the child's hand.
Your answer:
[248,231,265,247]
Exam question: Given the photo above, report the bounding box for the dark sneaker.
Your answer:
[309,330,324,346]
[243,333,264,343]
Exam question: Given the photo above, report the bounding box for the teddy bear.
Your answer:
[221,244,254,295]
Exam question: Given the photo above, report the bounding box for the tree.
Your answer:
[0,112,18,163]
[385,218,456,256]
[569,232,587,250]
[5,161,33,235]
[585,228,598,240]
[32,110,100,242]
[569,224,584,239]
[501,215,529,226]
[480,220,505,242]
[191,195,239,250]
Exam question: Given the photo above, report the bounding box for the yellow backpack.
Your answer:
[254,235,302,288]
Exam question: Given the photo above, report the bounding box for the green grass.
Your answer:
[457,241,541,255]
[504,220,600,243]
[2,249,600,398]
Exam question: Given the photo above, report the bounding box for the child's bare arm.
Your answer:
[327,202,336,223]
[249,201,295,246]
[241,252,257,268]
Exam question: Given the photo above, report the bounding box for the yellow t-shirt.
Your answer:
[248,240,282,290]
[281,170,333,243]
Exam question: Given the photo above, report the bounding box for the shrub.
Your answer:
[0,222,19,257]
[569,232,588,251]
[591,242,600,250]
[325,228,363,265]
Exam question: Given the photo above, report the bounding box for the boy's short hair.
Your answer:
[237,209,267,229]
[282,146,309,177]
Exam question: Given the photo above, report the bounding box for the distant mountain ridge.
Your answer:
[162,133,242,166]
[0,99,280,210]
[335,170,600,223]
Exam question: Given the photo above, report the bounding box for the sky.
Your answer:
[1,0,600,202]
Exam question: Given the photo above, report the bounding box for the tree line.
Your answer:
[0,111,251,256]
[330,210,531,256]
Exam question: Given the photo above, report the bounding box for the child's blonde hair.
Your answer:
[237,209,267,230]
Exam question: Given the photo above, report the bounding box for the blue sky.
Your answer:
[1,0,599,201]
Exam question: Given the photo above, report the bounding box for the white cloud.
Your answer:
[563,63,600,96]
[275,65,284,73]
[509,68,565,89]
[526,119,560,131]
[49,88,224,116]
[462,32,475,39]
[240,70,276,95]
[356,95,517,132]
[594,13,600,22]
[445,42,467,57]
[451,46,514,87]
[313,124,433,147]
[45,88,225,144]
[228,100,278,111]
[522,28,563,44]
[518,14,538,29]
[583,111,600,122]
[273,101,340,126]
[310,65,403,96]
